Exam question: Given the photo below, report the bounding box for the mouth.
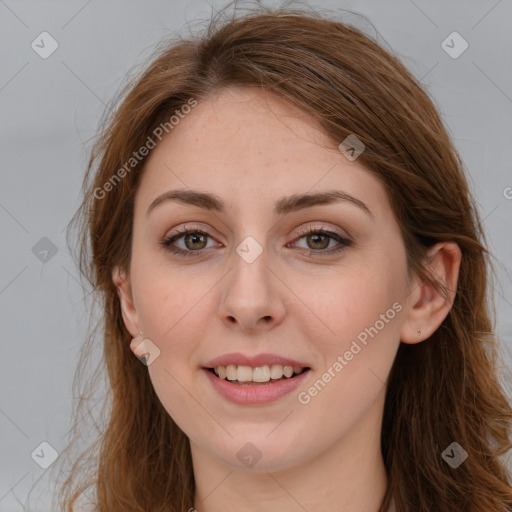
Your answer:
[205,365,311,386]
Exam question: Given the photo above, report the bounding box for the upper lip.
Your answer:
[203,352,311,369]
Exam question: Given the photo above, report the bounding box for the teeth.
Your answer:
[270,364,284,380]
[213,364,306,383]
[226,364,237,381]
[253,366,270,382]
[237,365,253,382]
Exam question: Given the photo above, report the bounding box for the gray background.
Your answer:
[1,0,511,509]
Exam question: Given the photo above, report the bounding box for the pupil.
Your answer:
[186,233,206,250]
[309,234,328,249]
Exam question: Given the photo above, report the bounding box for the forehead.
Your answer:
[136,87,390,219]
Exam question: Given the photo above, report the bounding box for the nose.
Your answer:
[217,248,286,334]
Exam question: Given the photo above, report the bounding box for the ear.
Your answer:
[400,242,462,344]
[112,265,140,338]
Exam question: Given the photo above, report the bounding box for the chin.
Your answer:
[209,435,308,473]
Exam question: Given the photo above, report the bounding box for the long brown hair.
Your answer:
[54,3,512,511]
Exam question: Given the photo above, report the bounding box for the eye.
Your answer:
[160,227,220,257]
[290,227,352,256]
[160,225,352,257]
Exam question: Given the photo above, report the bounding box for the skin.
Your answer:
[113,86,461,512]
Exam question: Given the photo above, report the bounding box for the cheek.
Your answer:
[294,290,401,446]
[130,250,220,364]
[301,266,403,397]
[135,271,212,430]
[131,245,212,341]
[295,267,397,350]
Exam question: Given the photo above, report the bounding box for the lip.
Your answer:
[202,367,311,406]
[203,352,311,369]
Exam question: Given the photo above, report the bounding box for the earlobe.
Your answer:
[400,242,461,344]
[112,265,140,338]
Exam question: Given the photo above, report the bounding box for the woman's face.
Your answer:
[118,87,415,472]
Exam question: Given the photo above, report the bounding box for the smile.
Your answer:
[209,364,309,384]
[202,366,311,405]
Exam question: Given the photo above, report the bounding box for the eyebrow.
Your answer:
[146,189,373,219]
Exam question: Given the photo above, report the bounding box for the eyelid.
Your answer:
[162,224,223,252]
[288,226,353,254]
[165,222,349,241]
[165,222,222,242]
[161,222,353,257]
[293,222,350,240]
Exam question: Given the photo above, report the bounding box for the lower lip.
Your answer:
[202,368,311,405]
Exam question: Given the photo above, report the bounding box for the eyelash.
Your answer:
[160,225,353,258]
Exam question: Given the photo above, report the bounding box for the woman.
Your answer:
[58,4,512,511]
